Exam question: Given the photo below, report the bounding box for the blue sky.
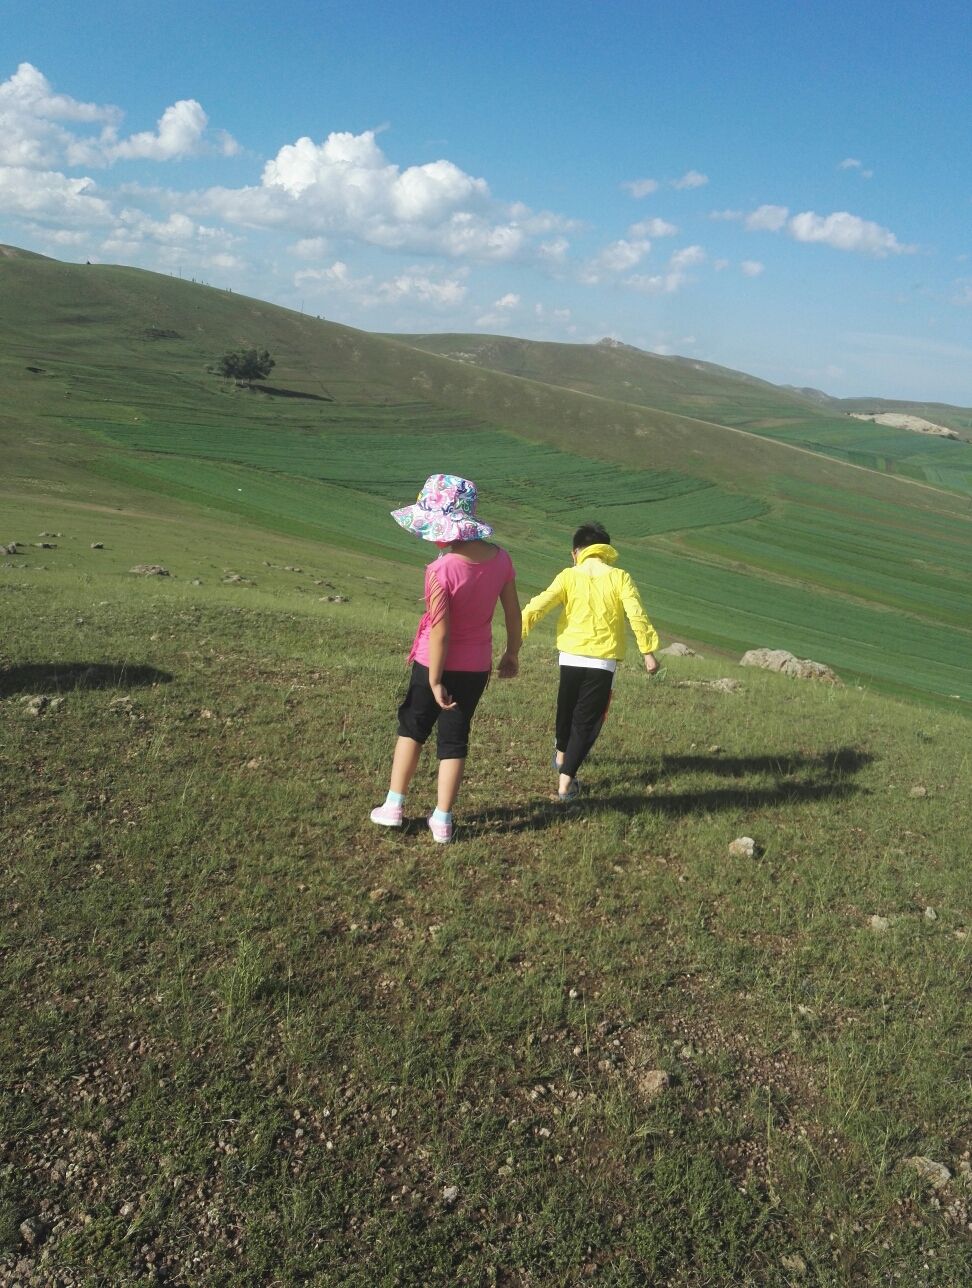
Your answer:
[3,0,971,402]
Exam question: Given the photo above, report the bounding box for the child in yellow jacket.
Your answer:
[521,522,659,800]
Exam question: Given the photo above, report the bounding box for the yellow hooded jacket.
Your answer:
[521,544,659,660]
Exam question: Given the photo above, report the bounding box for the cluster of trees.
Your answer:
[216,348,275,385]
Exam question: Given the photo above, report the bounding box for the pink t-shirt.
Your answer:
[409,546,515,672]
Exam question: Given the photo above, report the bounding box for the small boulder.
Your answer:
[90,542,104,549]
[728,836,759,859]
[740,648,841,684]
[659,642,697,657]
[908,785,928,798]
[130,564,169,576]
[869,915,890,933]
[903,1156,951,1189]
[19,1217,48,1248]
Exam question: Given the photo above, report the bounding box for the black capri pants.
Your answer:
[556,664,614,778]
[397,662,490,759]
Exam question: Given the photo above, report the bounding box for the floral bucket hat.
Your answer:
[391,473,493,543]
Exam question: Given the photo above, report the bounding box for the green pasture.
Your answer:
[399,333,972,496]
[2,509,970,1283]
[90,420,768,537]
[56,446,971,707]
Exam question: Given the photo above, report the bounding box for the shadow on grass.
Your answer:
[652,746,874,778]
[0,662,173,697]
[461,745,872,835]
[251,384,333,401]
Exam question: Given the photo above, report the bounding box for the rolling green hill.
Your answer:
[1,245,970,706]
[395,332,972,494]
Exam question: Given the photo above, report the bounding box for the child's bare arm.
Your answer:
[498,578,521,678]
[426,572,457,709]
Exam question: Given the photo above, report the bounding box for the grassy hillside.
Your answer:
[395,332,972,496]
[1,246,970,708]
[1,491,970,1285]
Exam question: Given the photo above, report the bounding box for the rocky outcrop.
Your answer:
[740,648,841,684]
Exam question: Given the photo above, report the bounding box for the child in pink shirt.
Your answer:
[370,475,520,843]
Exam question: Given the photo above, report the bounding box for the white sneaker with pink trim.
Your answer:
[370,802,403,828]
[427,813,453,843]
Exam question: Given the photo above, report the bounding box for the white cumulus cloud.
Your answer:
[203,128,569,263]
[629,217,678,238]
[107,99,233,162]
[580,237,651,284]
[622,178,659,198]
[296,259,467,310]
[671,170,708,190]
[745,204,789,231]
[291,236,329,259]
[787,210,913,256]
[0,165,113,224]
[0,63,237,169]
[741,260,765,276]
[838,157,873,178]
[625,245,705,295]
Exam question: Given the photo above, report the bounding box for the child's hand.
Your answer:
[644,653,659,675]
[498,651,519,679]
[431,682,457,710]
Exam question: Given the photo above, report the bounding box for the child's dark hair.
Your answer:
[572,521,611,550]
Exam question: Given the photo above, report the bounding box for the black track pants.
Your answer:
[555,665,614,779]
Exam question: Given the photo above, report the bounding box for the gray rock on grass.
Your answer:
[728,836,759,858]
[659,642,698,657]
[740,648,841,684]
[903,1156,951,1189]
[130,564,169,576]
